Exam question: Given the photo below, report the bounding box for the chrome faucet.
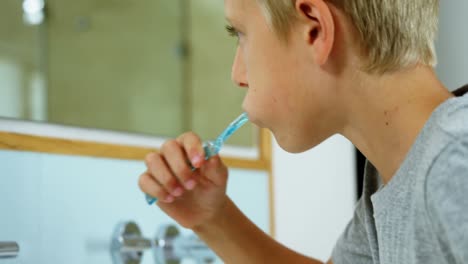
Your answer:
[154,224,217,264]
[111,221,217,264]
[111,221,151,264]
[0,242,19,258]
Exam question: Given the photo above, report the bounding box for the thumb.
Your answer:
[200,155,228,187]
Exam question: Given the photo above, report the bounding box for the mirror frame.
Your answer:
[0,126,271,169]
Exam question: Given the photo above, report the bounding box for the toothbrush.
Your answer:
[145,112,249,205]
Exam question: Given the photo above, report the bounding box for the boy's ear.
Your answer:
[295,0,335,66]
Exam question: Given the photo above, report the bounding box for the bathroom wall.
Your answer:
[0,149,270,264]
[436,0,468,90]
[273,135,356,262]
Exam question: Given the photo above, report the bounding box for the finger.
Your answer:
[138,172,175,203]
[176,132,205,168]
[161,140,197,190]
[145,152,184,197]
[200,155,228,186]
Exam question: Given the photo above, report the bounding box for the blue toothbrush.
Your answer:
[145,112,249,205]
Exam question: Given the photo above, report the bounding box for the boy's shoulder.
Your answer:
[435,93,468,139]
[423,94,468,261]
[426,92,468,191]
[424,131,468,260]
[424,91,468,214]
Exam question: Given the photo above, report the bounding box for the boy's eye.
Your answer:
[225,25,240,38]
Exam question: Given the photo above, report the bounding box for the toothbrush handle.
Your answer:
[145,194,157,205]
[145,142,217,205]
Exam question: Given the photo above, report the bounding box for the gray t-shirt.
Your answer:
[332,93,468,264]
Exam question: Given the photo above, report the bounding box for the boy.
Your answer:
[139,0,468,263]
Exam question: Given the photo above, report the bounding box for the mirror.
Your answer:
[0,0,256,147]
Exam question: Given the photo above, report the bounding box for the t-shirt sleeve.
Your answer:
[426,139,468,262]
[332,198,374,264]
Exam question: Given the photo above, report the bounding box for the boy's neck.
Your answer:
[340,65,453,184]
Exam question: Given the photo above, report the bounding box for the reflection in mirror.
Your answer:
[0,0,256,148]
[0,0,45,121]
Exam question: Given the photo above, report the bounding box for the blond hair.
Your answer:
[256,0,439,74]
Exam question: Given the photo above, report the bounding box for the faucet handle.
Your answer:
[154,224,217,264]
[110,221,217,264]
[111,221,152,264]
[0,242,19,258]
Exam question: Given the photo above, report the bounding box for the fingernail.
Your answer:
[163,195,175,203]
[184,179,197,190]
[191,155,203,167]
[172,187,184,197]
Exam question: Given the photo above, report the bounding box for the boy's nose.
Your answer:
[231,47,249,88]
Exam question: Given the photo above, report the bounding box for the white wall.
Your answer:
[436,1,468,90]
[273,135,356,261]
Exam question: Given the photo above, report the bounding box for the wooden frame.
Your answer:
[0,127,275,236]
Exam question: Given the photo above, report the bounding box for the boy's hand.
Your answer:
[138,132,229,229]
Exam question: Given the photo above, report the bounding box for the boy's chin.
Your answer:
[274,134,316,154]
[274,129,331,154]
